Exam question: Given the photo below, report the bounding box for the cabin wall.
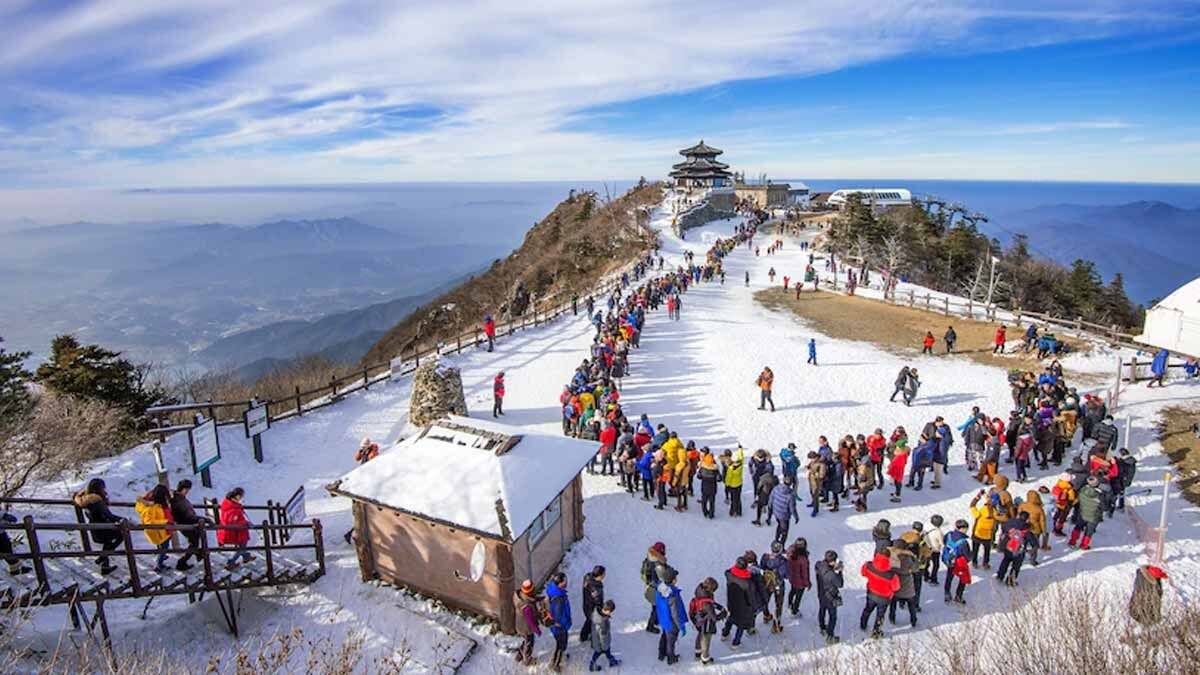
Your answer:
[360,503,508,623]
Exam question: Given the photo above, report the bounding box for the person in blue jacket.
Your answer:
[637,451,656,502]
[807,338,817,365]
[546,572,573,671]
[654,567,688,664]
[1149,349,1170,388]
[909,435,936,491]
[779,444,800,483]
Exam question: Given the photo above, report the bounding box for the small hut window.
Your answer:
[527,497,562,550]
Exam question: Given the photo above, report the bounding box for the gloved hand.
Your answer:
[679,624,687,637]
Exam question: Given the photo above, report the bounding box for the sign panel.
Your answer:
[284,486,306,526]
[188,417,221,473]
[390,356,405,378]
[243,403,270,438]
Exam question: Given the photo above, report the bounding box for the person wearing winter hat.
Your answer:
[514,579,544,664]
[641,543,670,633]
[721,557,756,648]
[814,550,844,644]
[493,371,506,417]
[697,452,721,519]
[655,567,687,665]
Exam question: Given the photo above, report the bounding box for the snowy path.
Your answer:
[11,198,1200,672]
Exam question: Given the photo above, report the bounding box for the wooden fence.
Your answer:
[147,244,656,441]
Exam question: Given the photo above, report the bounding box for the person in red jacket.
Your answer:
[483,315,496,352]
[218,487,254,570]
[887,444,910,503]
[866,429,887,489]
[598,421,618,476]
[993,325,1007,354]
[921,331,935,355]
[492,371,505,418]
[860,552,900,638]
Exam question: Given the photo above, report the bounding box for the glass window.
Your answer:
[527,495,562,549]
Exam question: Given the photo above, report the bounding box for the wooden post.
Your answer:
[120,522,142,594]
[73,503,93,553]
[295,386,302,416]
[925,294,931,311]
[908,289,914,307]
[22,516,48,589]
[944,296,949,315]
[262,521,275,583]
[312,518,326,579]
[199,520,214,587]
[1075,316,1083,333]
[967,299,973,318]
[362,367,369,390]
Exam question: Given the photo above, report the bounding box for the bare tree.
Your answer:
[878,232,908,299]
[0,393,126,498]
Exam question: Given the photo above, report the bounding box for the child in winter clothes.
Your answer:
[689,578,725,665]
[588,600,619,671]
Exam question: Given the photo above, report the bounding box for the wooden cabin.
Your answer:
[326,415,598,633]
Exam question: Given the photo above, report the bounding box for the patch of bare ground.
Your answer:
[1156,404,1200,508]
[755,288,1095,380]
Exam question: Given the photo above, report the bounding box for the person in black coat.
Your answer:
[814,550,845,643]
[72,478,124,574]
[720,557,757,648]
[169,479,212,572]
[579,565,606,643]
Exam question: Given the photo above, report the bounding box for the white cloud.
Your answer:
[0,0,1194,187]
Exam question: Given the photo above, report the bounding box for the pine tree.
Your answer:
[34,335,169,425]
[0,336,34,431]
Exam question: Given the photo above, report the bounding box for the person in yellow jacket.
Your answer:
[1051,476,1077,536]
[969,489,998,569]
[661,432,685,468]
[721,446,745,518]
[1018,489,1050,564]
[135,484,175,573]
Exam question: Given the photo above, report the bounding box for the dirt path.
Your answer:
[1157,404,1200,507]
[756,287,1092,376]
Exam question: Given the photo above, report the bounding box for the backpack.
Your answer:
[1005,527,1028,554]
[941,533,964,566]
[762,568,779,594]
[688,596,709,625]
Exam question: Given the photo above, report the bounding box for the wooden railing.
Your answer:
[146,230,660,442]
[0,495,325,604]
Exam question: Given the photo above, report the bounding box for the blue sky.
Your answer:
[1,0,1199,189]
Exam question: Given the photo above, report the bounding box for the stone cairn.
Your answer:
[409,358,468,426]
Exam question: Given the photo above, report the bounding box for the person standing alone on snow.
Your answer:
[757,367,776,412]
[483,314,496,352]
[807,339,817,365]
[921,331,935,355]
[944,325,957,353]
[889,367,911,402]
[493,371,505,417]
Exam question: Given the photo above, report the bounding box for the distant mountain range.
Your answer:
[3,217,501,366]
[996,200,1200,304]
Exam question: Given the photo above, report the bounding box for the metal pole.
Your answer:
[1124,416,1133,451]
[1112,355,1123,411]
[1157,472,1171,565]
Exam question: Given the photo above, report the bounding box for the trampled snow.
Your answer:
[9,194,1200,672]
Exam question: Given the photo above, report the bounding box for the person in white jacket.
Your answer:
[922,514,946,584]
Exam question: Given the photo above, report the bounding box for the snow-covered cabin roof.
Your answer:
[330,416,598,541]
[827,188,912,206]
[1137,276,1200,357]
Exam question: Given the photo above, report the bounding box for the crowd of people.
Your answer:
[512,215,1151,670]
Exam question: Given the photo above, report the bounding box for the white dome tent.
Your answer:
[1136,276,1200,357]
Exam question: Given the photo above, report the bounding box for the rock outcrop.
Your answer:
[409,358,468,426]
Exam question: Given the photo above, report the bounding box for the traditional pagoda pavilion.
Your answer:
[669,140,733,188]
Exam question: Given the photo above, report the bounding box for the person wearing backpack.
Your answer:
[641,542,670,633]
[1068,475,1105,550]
[969,490,997,569]
[513,580,545,665]
[760,541,789,633]
[815,550,844,644]
[941,520,972,604]
[689,577,726,665]
[887,533,920,628]
[1050,474,1077,536]
[996,511,1037,586]
[1018,489,1050,565]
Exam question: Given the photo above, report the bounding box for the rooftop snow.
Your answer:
[332,415,597,539]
